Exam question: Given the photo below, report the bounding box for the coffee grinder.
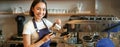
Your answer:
[10,15,25,41]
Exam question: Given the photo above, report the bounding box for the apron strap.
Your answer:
[32,18,38,31]
[42,19,49,29]
[32,18,49,31]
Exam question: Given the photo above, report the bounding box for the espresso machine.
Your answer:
[61,15,119,47]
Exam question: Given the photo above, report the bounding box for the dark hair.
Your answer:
[29,0,48,18]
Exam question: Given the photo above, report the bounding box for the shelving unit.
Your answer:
[0,0,95,16]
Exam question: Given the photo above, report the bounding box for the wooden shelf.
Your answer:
[48,13,95,16]
[0,11,95,16]
[0,0,79,1]
[0,12,28,16]
[0,12,12,15]
[47,0,80,1]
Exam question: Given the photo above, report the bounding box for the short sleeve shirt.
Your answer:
[22,18,53,43]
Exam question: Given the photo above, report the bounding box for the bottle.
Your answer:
[0,30,4,47]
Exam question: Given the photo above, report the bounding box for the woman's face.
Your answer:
[32,2,46,20]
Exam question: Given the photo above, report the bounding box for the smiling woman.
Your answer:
[32,2,46,21]
[22,0,61,47]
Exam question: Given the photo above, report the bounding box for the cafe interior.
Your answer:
[0,0,120,47]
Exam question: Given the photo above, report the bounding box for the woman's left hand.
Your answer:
[54,18,61,25]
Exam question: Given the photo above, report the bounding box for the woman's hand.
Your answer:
[51,18,61,31]
[54,18,61,25]
[41,33,55,43]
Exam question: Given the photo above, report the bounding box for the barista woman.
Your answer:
[22,0,61,47]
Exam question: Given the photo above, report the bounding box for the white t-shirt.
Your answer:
[23,18,53,34]
[22,18,53,43]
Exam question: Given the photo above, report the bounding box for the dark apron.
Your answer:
[32,19,51,47]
